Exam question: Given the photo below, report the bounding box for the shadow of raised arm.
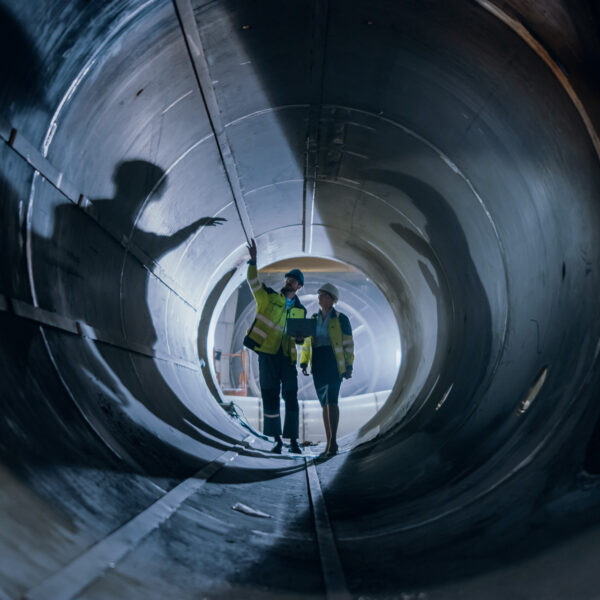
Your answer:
[134,216,228,258]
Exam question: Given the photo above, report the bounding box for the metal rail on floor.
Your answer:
[23,438,253,600]
[305,457,352,600]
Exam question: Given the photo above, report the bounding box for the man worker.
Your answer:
[243,239,306,454]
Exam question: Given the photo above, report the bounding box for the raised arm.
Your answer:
[247,238,257,263]
[246,238,266,303]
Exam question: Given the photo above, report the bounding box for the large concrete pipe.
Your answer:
[1,0,600,598]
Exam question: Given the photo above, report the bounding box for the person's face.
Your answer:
[318,291,335,310]
[283,276,302,294]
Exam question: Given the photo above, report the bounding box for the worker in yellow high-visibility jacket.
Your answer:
[243,239,306,454]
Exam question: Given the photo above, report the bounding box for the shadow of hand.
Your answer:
[197,217,227,227]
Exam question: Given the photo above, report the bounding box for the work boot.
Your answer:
[270,440,283,454]
[289,439,302,454]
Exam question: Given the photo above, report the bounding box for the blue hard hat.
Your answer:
[284,268,304,286]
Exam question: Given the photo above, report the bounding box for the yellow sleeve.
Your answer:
[339,313,354,369]
[342,333,354,368]
[300,337,312,367]
[247,263,267,306]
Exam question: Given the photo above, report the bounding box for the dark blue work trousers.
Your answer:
[258,349,299,439]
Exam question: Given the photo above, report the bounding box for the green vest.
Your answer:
[300,310,354,375]
[244,264,306,362]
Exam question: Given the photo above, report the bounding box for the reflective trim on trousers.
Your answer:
[263,415,282,437]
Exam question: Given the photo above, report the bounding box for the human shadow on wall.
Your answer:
[327,169,495,511]
[0,171,139,475]
[371,169,493,433]
[297,170,496,521]
[25,160,238,475]
[0,172,30,301]
[92,161,226,248]
[86,160,240,468]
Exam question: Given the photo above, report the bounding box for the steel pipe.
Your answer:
[1,0,600,597]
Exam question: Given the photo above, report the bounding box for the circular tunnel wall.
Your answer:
[1,0,600,597]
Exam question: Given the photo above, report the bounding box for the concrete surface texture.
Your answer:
[1,0,600,598]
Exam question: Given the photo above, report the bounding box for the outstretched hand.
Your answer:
[343,367,353,379]
[198,216,227,227]
[247,238,257,262]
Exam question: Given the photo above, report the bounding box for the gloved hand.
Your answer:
[247,238,257,262]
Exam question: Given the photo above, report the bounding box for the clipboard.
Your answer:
[285,318,316,338]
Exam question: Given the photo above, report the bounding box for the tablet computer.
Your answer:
[285,318,316,338]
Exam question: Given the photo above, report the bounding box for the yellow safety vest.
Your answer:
[300,310,355,376]
[244,263,306,362]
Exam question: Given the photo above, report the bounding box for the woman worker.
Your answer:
[300,283,354,456]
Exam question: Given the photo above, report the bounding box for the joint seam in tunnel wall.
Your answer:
[302,0,330,254]
[0,293,200,371]
[171,0,254,245]
[474,0,600,160]
[0,114,200,313]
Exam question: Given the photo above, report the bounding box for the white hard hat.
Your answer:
[318,282,339,302]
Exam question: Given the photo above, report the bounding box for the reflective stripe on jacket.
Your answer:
[300,309,354,376]
[244,263,306,362]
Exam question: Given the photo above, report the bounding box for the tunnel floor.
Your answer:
[8,437,600,600]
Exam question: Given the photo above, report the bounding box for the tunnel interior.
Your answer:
[211,255,401,441]
[1,0,600,598]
